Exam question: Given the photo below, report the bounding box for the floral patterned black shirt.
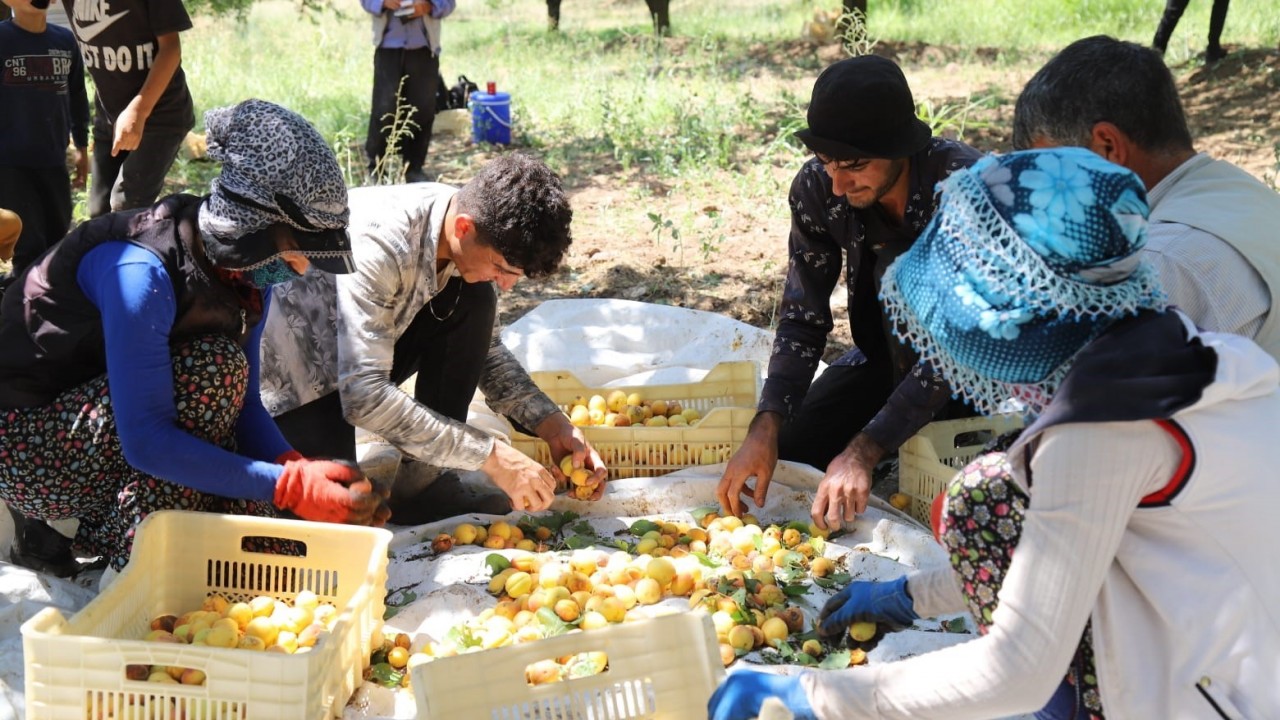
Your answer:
[760,137,983,451]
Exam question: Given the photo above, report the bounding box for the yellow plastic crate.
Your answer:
[528,361,758,417]
[897,415,1026,524]
[21,510,393,720]
[514,406,755,479]
[516,361,758,479]
[411,611,724,720]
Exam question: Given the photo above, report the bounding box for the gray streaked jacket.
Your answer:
[259,183,560,470]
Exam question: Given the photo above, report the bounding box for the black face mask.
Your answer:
[32,0,51,9]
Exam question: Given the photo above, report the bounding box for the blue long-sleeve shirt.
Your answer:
[77,241,293,500]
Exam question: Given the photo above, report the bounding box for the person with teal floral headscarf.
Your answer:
[709,148,1280,720]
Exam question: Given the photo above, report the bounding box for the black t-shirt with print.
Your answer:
[67,0,194,130]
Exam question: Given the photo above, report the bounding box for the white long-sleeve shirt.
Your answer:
[804,330,1280,719]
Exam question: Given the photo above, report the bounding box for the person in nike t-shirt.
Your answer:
[66,0,193,217]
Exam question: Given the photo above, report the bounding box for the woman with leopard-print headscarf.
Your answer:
[0,99,389,578]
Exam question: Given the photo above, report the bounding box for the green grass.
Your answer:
[149,0,1280,202]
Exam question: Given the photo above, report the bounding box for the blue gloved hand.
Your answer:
[817,575,918,641]
[707,670,817,720]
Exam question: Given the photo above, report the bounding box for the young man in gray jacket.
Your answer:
[260,154,606,521]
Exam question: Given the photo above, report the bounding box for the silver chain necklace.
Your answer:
[426,281,462,322]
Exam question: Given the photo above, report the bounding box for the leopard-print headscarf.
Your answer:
[198,99,353,273]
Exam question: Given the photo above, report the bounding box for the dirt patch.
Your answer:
[441,42,1280,363]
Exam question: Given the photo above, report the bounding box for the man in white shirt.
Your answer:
[1012,34,1280,359]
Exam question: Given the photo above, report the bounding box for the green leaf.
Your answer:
[485,554,511,575]
[369,662,404,689]
[383,605,400,620]
[571,520,595,536]
[629,519,662,536]
[829,572,851,585]
[446,623,483,650]
[612,539,633,552]
[752,533,764,552]
[386,588,418,608]
[818,649,852,670]
[810,536,826,555]
[943,617,968,633]
[786,521,810,533]
[812,576,836,589]
[689,505,719,522]
[794,652,818,667]
[775,641,795,659]
[676,534,694,545]
[691,552,719,568]
[781,583,809,597]
[564,535,592,550]
[535,607,574,637]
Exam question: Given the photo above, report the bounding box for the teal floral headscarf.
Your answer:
[880,148,1166,416]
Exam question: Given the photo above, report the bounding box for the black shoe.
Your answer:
[7,506,81,577]
[1204,45,1227,63]
[404,168,432,184]
[387,470,511,525]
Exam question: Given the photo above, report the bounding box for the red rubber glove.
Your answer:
[274,457,387,525]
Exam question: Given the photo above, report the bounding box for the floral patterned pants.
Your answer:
[0,335,282,570]
[940,451,1105,719]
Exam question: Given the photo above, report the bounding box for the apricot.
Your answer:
[569,468,593,487]
[801,639,824,658]
[761,617,790,646]
[149,615,177,633]
[633,577,662,605]
[644,416,668,427]
[644,557,676,588]
[727,625,754,653]
[553,599,580,622]
[237,636,266,651]
[718,643,736,666]
[246,616,279,646]
[294,590,320,613]
[569,406,591,426]
[650,400,668,417]
[849,621,877,643]
[889,493,911,511]
[606,390,628,413]
[249,596,276,618]
[504,571,534,598]
[431,533,454,554]
[454,523,479,545]
[387,646,410,669]
[579,611,609,631]
[204,626,238,649]
[810,557,835,578]
[226,602,253,630]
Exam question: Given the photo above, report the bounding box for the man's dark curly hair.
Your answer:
[455,153,572,279]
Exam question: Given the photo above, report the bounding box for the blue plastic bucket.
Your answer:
[469,91,512,145]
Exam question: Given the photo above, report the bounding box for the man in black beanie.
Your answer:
[718,55,982,530]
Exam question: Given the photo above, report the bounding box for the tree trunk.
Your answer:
[645,0,670,35]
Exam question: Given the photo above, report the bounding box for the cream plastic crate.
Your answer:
[897,415,1026,524]
[516,361,758,479]
[411,611,723,720]
[529,361,758,417]
[21,510,392,720]
[514,406,755,480]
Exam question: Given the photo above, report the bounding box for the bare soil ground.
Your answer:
[434,41,1280,363]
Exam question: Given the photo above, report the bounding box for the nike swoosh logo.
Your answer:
[76,9,130,42]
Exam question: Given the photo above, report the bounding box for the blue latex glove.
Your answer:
[708,670,817,720]
[817,575,918,640]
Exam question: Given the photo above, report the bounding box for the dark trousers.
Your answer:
[776,361,895,471]
[0,165,72,279]
[546,0,668,32]
[366,46,439,177]
[778,359,972,471]
[88,109,188,218]
[274,276,497,461]
[1153,0,1231,52]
